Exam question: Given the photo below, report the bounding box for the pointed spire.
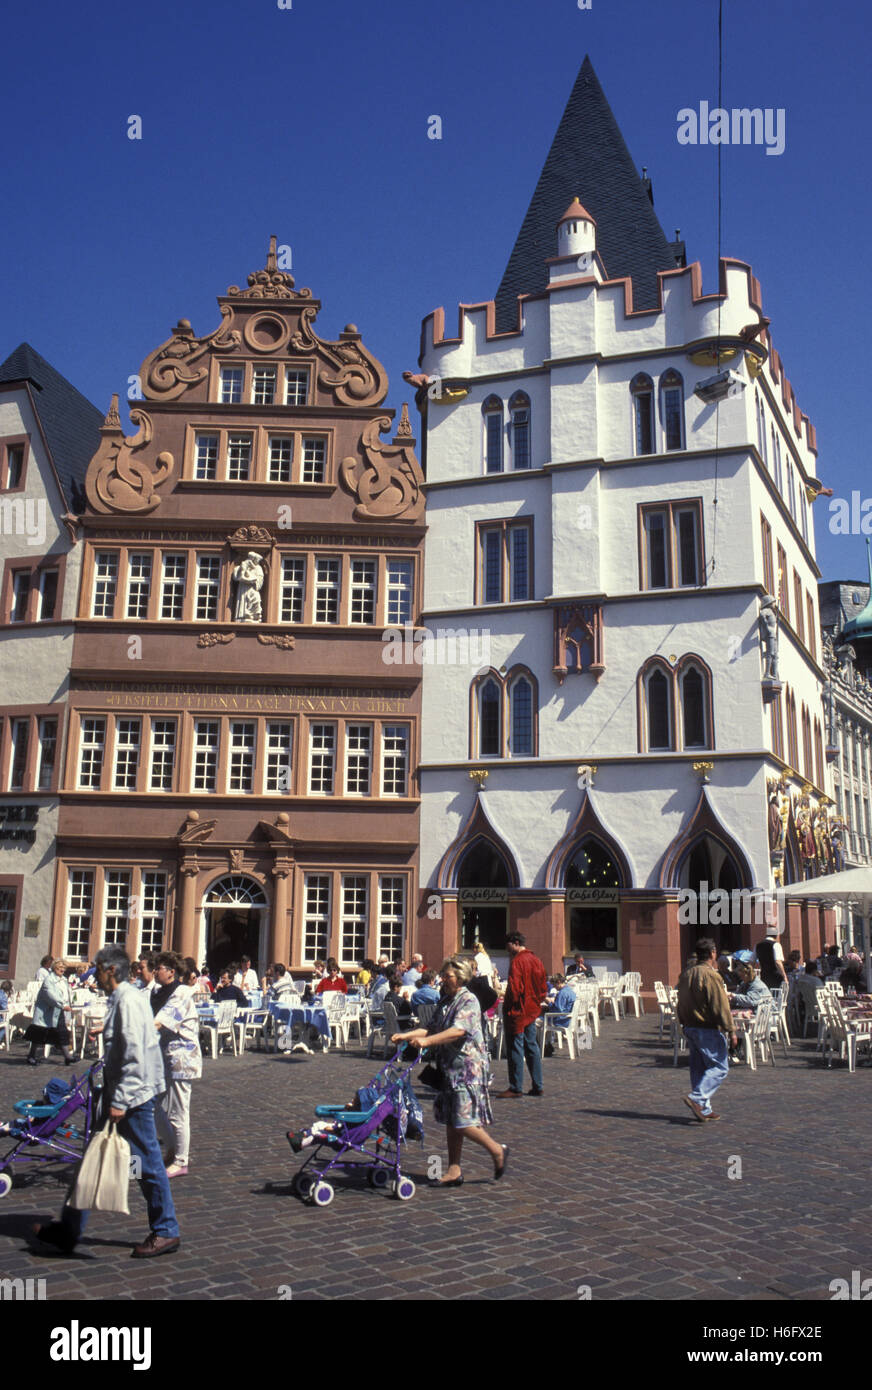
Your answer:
[558,197,596,226]
[266,234,278,273]
[494,55,680,331]
[103,394,121,428]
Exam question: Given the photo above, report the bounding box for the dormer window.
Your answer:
[630,374,654,455]
[483,396,503,474]
[509,391,531,470]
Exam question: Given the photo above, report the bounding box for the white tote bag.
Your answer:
[68,1122,131,1214]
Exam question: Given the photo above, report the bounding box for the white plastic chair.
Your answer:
[541,994,585,1060]
[621,972,644,1017]
[322,993,349,1051]
[748,1001,775,1069]
[767,987,790,1057]
[0,1011,9,1052]
[201,1000,238,1058]
[235,1009,268,1055]
[599,975,625,1021]
[342,998,364,1047]
[654,981,674,1040]
[367,999,400,1059]
[820,994,872,1073]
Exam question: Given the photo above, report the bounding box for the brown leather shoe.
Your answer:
[494,1089,524,1099]
[705,1111,722,1122]
[131,1232,181,1259]
[683,1096,708,1123]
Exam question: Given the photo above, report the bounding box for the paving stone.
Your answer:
[1,1018,871,1300]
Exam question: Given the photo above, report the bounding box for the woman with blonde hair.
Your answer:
[392,955,507,1187]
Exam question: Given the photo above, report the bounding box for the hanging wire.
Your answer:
[709,0,724,581]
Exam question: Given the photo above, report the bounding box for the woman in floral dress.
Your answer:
[392,956,507,1187]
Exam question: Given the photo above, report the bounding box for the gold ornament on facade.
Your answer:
[139,309,241,401]
[340,416,425,523]
[469,769,489,788]
[85,398,175,515]
[692,761,714,783]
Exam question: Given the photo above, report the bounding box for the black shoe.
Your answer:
[526,1088,544,1096]
[26,1056,40,1066]
[32,1222,76,1255]
[429,1175,463,1188]
[543,1043,554,1057]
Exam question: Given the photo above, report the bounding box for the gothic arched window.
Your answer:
[508,390,531,471]
[630,373,655,456]
[482,395,503,475]
[660,369,685,451]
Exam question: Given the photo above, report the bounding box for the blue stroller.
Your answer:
[287,1048,424,1206]
[0,1061,104,1197]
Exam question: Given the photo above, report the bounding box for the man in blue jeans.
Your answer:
[677,938,738,1122]
[33,944,180,1258]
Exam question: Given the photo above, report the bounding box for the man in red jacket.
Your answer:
[496,932,549,1098]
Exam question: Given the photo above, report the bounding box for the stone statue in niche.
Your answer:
[759,594,779,680]
[232,552,265,623]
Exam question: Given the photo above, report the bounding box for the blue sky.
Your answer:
[2,0,869,581]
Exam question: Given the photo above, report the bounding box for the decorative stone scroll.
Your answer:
[178,811,217,845]
[257,633,296,650]
[291,308,388,407]
[197,632,235,648]
[228,525,273,552]
[139,308,241,402]
[226,236,310,302]
[339,417,425,523]
[85,398,175,515]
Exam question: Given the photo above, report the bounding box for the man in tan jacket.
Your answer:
[676,938,738,1123]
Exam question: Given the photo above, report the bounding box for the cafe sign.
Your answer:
[459,888,508,905]
[566,887,619,905]
[0,806,38,844]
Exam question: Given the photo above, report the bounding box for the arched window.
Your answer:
[660,369,685,451]
[756,390,767,468]
[645,666,672,750]
[679,662,709,748]
[814,719,824,788]
[630,373,655,455]
[786,688,799,769]
[482,395,503,474]
[773,430,783,494]
[802,704,813,781]
[478,677,502,756]
[508,390,531,471]
[507,669,537,757]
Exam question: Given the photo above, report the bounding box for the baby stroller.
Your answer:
[0,1061,104,1197]
[287,1048,424,1206]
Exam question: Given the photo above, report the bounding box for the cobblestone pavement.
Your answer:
[0,1016,869,1302]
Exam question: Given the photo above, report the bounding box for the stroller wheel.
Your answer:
[294,1171,313,1198]
[0,1172,12,1198]
[368,1167,391,1189]
[311,1181,334,1207]
[393,1176,416,1202]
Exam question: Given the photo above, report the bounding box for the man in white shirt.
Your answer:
[138,955,157,996]
[401,954,424,987]
[233,956,258,993]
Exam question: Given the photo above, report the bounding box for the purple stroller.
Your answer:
[0,1061,104,1197]
[287,1048,424,1206]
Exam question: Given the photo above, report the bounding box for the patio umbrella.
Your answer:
[777,868,872,992]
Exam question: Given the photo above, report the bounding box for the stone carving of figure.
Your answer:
[768,788,782,851]
[830,818,845,873]
[232,552,265,623]
[814,803,831,872]
[779,789,790,852]
[759,595,779,680]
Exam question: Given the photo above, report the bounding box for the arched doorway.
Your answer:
[457,840,511,951]
[203,875,267,975]
[677,836,748,956]
[565,840,622,957]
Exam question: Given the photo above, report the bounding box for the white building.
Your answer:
[411,59,836,987]
[0,344,102,981]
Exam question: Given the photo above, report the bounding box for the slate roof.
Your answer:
[494,56,684,333]
[0,342,103,511]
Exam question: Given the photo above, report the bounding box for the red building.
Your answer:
[53,240,425,977]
